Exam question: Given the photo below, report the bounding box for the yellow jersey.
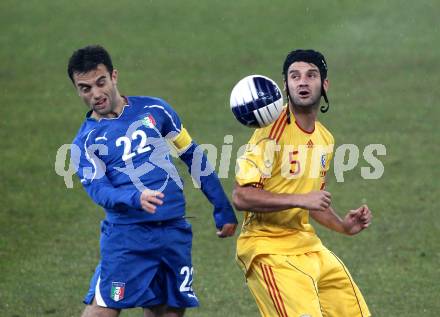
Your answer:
[236,107,335,274]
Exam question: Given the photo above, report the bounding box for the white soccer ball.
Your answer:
[230,75,284,128]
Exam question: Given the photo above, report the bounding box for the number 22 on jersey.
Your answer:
[116,129,152,161]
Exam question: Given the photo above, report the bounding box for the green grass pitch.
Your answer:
[1,0,439,316]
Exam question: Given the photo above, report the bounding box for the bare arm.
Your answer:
[232,182,332,213]
[309,207,345,234]
[310,205,372,235]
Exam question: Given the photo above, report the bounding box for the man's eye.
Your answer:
[81,87,90,93]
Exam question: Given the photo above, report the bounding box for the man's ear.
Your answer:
[323,78,329,93]
[112,69,118,84]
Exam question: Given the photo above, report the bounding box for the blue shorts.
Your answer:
[83,217,199,309]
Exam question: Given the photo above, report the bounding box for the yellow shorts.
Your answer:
[247,249,371,317]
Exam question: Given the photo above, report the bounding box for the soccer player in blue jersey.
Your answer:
[67,45,238,317]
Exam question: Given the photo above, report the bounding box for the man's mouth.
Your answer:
[95,98,107,107]
[298,90,310,98]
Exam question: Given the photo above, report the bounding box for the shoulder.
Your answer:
[128,96,178,118]
[253,107,289,143]
[315,120,335,144]
[128,96,174,110]
[72,120,97,148]
[243,109,288,155]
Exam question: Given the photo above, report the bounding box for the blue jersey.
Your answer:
[72,96,237,226]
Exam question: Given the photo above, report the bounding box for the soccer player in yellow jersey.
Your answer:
[233,50,372,317]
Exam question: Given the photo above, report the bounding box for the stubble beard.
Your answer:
[290,92,321,110]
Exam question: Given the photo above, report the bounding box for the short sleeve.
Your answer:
[236,129,278,187]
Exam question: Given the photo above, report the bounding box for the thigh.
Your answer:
[159,218,199,309]
[247,254,323,317]
[318,250,371,317]
[93,221,162,309]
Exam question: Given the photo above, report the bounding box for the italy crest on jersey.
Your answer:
[111,282,125,302]
[142,113,156,128]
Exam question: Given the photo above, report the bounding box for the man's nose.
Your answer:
[91,87,102,99]
[298,76,309,86]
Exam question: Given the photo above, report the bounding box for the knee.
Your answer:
[81,298,120,317]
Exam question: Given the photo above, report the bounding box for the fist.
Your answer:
[216,223,237,238]
[299,190,332,211]
[343,204,372,235]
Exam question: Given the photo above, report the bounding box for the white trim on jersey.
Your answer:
[81,129,98,182]
[100,103,130,121]
[95,276,107,307]
[145,105,181,132]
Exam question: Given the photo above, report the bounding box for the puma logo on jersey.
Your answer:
[95,132,108,142]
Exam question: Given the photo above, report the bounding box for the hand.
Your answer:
[216,223,237,238]
[342,204,372,235]
[140,190,164,214]
[298,190,331,211]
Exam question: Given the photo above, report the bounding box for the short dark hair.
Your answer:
[67,45,113,82]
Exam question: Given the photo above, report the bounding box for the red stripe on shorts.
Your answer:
[260,263,286,317]
[268,266,289,317]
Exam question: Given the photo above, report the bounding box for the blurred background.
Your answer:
[1,0,439,316]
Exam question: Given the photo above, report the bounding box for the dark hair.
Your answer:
[282,49,328,81]
[282,49,330,113]
[67,45,113,82]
